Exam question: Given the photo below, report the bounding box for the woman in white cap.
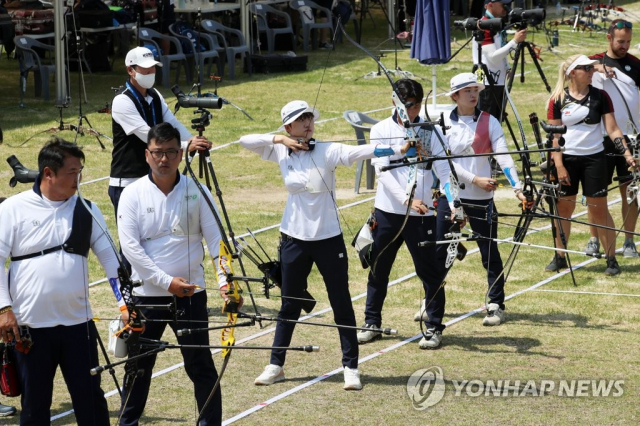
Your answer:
[546,54,636,275]
[240,100,411,391]
[436,72,526,328]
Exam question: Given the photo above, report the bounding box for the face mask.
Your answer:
[134,71,155,89]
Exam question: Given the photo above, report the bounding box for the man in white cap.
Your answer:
[240,100,412,390]
[109,46,212,269]
[109,47,211,226]
[473,0,527,121]
[585,19,640,258]
[436,72,526,327]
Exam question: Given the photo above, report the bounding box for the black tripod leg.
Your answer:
[545,190,578,286]
[81,114,106,150]
[525,42,551,93]
[95,325,122,397]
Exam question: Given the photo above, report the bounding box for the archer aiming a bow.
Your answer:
[117,123,232,425]
[355,79,456,350]
[586,19,640,259]
[0,139,122,425]
[546,54,637,276]
[436,73,527,328]
[240,100,412,391]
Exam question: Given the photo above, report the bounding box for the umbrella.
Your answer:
[410,0,451,108]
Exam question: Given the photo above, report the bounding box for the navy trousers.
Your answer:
[13,321,110,426]
[364,209,446,331]
[437,196,506,309]
[119,291,221,426]
[271,234,358,369]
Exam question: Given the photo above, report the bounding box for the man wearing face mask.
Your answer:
[110,47,212,228]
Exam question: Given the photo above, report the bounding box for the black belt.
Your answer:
[11,245,63,261]
[281,232,294,241]
[389,159,405,164]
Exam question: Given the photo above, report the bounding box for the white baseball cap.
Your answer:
[125,47,162,68]
[565,55,597,76]
[447,73,485,96]
[279,100,320,130]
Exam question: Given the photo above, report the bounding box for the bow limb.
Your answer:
[195,241,240,425]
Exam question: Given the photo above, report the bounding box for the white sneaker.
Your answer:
[622,241,639,258]
[343,366,362,390]
[254,364,285,386]
[483,303,505,326]
[585,237,600,256]
[418,328,442,349]
[357,323,382,344]
[413,299,427,322]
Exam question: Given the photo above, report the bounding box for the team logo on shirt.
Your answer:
[147,207,155,213]
[32,220,40,227]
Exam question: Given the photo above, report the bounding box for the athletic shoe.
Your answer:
[482,303,505,326]
[0,404,16,417]
[585,237,600,256]
[605,257,621,276]
[319,42,333,50]
[545,255,568,272]
[254,364,285,386]
[357,323,382,344]
[413,299,427,322]
[343,366,362,390]
[418,328,442,349]
[622,242,639,258]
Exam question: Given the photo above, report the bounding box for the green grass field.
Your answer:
[1,1,639,425]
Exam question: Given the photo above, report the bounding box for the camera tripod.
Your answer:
[18,10,110,149]
[504,35,551,99]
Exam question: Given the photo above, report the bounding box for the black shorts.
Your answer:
[603,136,633,186]
[560,151,608,198]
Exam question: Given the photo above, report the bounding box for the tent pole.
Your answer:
[432,64,436,108]
[54,0,68,106]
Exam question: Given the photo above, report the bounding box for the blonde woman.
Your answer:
[546,54,636,275]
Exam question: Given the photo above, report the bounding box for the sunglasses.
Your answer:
[613,21,633,29]
[574,65,595,72]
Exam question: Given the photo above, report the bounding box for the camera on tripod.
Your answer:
[453,17,503,32]
[507,8,546,29]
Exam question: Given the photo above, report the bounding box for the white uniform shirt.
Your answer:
[0,189,120,327]
[118,173,226,296]
[592,69,640,135]
[472,29,516,86]
[240,134,404,241]
[371,115,452,215]
[110,90,193,187]
[444,109,522,200]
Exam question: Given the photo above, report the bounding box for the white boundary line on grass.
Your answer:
[533,289,640,298]
[52,199,621,421]
[222,254,603,425]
